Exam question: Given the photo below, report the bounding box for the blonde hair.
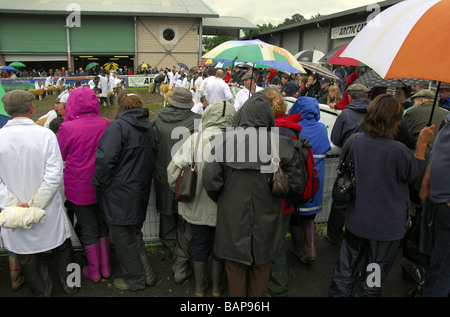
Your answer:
[115,90,145,118]
[261,87,286,117]
[327,85,341,105]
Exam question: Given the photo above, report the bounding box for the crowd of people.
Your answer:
[0,61,449,298]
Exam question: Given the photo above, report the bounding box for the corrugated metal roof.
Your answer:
[203,16,258,30]
[0,0,219,18]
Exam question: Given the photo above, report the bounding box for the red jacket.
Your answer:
[335,72,360,110]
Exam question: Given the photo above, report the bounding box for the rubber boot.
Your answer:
[211,260,225,297]
[289,225,303,259]
[82,243,101,282]
[9,255,25,291]
[99,237,111,279]
[193,261,208,297]
[300,220,317,264]
[173,259,193,284]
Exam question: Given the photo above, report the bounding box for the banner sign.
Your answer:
[127,75,156,88]
[331,22,367,39]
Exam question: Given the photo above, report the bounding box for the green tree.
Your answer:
[202,36,234,53]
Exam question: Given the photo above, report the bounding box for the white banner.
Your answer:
[331,22,367,39]
[127,75,156,88]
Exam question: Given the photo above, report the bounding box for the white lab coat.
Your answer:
[44,76,53,87]
[0,118,72,254]
[234,86,264,112]
[98,75,108,97]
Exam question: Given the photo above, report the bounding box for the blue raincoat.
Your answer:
[289,97,331,215]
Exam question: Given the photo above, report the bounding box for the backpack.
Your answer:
[288,134,320,205]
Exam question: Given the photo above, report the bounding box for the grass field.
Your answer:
[32,87,165,122]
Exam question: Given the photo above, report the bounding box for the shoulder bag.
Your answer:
[175,131,202,203]
[269,130,290,199]
[332,133,358,203]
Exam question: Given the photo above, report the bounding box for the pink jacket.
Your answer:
[57,87,110,205]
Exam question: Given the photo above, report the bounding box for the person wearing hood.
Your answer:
[202,91,304,297]
[57,87,111,283]
[167,99,236,297]
[324,84,371,245]
[93,90,157,291]
[262,87,303,297]
[288,97,331,265]
[151,87,202,284]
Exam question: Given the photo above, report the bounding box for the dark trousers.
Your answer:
[423,203,450,297]
[225,260,272,297]
[328,230,400,297]
[326,201,347,241]
[17,238,73,297]
[190,223,220,262]
[68,201,109,246]
[109,223,155,291]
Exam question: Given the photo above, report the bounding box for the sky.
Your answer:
[202,0,381,26]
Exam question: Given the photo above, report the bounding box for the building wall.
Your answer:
[136,16,200,70]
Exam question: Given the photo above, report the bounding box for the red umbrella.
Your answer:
[319,44,364,67]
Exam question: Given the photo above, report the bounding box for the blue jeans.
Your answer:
[67,201,109,246]
[423,203,450,297]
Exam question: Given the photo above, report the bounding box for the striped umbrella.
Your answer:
[341,0,450,124]
[294,49,324,63]
[202,39,306,74]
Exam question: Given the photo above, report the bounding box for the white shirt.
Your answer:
[98,74,109,97]
[234,86,264,112]
[191,102,208,115]
[0,118,72,254]
[192,76,203,103]
[44,76,53,87]
[205,77,234,105]
[199,76,214,97]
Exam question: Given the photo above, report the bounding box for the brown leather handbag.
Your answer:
[175,131,201,203]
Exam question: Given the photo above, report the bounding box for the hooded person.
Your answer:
[288,97,331,264]
[167,99,236,297]
[57,87,111,283]
[202,91,304,297]
[150,87,202,284]
[93,90,157,291]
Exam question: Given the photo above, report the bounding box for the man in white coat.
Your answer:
[98,72,110,107]
[0,90,76,297]
[234,72,264,112]
[204,69,234,105]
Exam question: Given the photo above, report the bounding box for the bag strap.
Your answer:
[191,130,202,169]
[269,130,280,163]
[342,133,358,162]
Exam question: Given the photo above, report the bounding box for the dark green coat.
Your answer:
[202,92,304,266]
[151,106,202,216]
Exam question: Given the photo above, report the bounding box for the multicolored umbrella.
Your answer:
[318,44,364,67]
[202,39,306,74]
[341,0,450,124]
[294,49,324,63]
[0,66,18,72]
[104,62,119,71]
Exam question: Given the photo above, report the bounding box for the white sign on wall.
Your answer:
[331,22,367,39]
[128,75,156,88]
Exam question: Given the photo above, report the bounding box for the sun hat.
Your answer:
[168,87,194,109]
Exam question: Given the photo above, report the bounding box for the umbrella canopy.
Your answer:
[354,70,429,88]
[341,0,450,125]
[139,63,149,69]
[318,44,364,66]
[0,66,18,72]
[298,61,340,80]
[85,62,99,70]
[104,62,119,71]
[9,62,26,68]
[202,39,306,74]
[177,62,189,70]
[294,49,325,63]
[200,59,216,66]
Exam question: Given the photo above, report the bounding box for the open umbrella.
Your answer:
[202,39,306,74]
[298,61,340,80]
[294,49,325,63]
[0,66,18,72]
[318,44,364,67]
[340,0,450,125]
[85,62,99,71]
[104,62,119,71]
[177,62,189,70]
[138,63,149,69]
[354,70,429,88]
[9,62,26,68]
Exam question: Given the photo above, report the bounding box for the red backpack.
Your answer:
[296,136,320,204]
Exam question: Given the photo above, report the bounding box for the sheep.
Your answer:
[163,88,174,107]
[27,88,46,100]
